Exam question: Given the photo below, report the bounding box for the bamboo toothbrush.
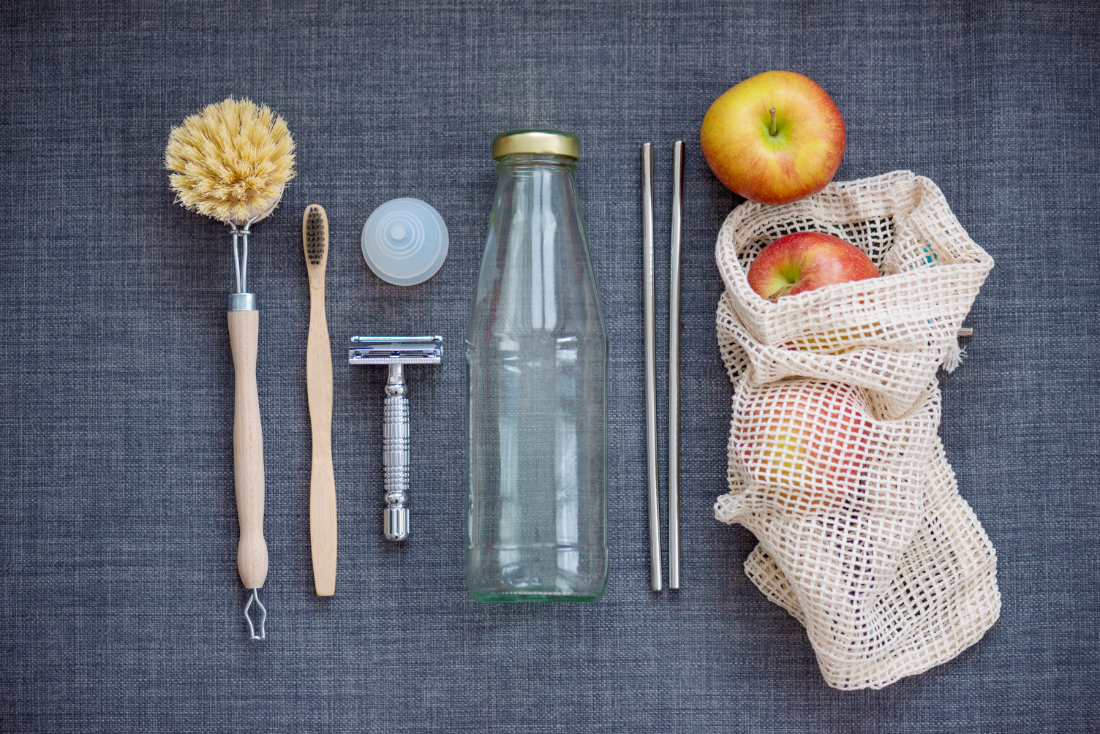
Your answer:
[166,97,295,639]
[303,205,337,596]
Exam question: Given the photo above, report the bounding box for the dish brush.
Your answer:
[166,97,295,639]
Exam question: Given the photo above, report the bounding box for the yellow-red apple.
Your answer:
[701,71,846,205]
[747,231,879,302]
[735,381,874,512]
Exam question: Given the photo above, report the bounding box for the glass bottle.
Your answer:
[465,130,609,602]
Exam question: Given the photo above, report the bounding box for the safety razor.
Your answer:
[349,335,442,541]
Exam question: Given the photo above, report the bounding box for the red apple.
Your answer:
[747,231,879,302]
[700,71,845,205]
[735,381,874,512]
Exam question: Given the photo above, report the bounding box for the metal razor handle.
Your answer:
[383,363,410,541]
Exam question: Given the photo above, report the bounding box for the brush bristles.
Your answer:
[305,207,326,265]
[166,98,296,225]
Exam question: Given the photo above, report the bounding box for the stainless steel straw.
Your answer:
[642,143,662,592]
[668,141,684,590]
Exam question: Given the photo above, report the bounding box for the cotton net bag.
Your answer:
[713,171,1001,689]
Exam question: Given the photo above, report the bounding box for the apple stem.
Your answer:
[768,283,794,302]
[769,108,778,136]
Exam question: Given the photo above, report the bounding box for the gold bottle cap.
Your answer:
[491,130,580,160]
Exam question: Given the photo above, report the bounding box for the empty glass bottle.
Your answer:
[465,130,609,602]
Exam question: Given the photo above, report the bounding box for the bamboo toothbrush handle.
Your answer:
[306,281,337,596]
[228,309,269,590]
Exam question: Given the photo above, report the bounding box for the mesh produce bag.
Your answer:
[713,171,1000,690]
[716,170,995,419]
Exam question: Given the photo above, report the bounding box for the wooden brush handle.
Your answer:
[306,278,337,596]
[228,309,268,590]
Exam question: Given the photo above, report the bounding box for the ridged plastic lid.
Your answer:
[361,198,448,286]
[492,130,580,160]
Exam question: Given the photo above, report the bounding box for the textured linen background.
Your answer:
[1,2,1097,732]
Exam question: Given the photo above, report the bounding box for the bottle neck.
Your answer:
[496,153,577,171]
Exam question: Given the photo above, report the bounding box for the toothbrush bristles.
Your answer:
[305,207,326,265]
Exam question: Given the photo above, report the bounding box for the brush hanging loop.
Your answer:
[244,587,266,640]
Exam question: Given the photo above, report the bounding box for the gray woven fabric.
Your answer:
[1,1,1097,731]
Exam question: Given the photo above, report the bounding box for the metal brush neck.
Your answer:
[230,218,258,292]
[229,219,258,311]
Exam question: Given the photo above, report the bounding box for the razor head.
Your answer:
[349,335,443,365]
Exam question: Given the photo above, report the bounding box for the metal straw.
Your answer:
[642,143,662,592]
[668,141,684,590]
